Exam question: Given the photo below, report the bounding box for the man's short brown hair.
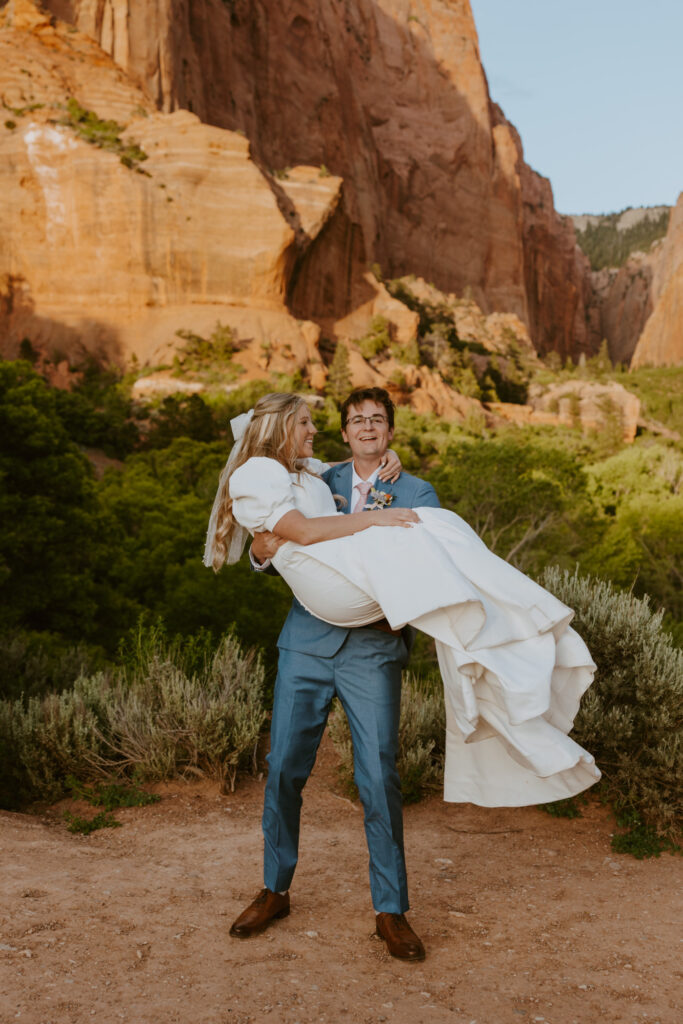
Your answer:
[340,387,395,429]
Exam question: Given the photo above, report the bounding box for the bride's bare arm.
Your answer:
[272,506,420,545]
[326,449,402,483]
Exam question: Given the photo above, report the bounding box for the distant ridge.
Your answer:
[571,206,671,270]
[571,205,670,233]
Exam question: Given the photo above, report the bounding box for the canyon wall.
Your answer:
[0,1,334,379]
[39,0,596,359]
[631,193,683,368]
[590,254,655,366]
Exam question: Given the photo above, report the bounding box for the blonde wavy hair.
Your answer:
[209,392,309,571]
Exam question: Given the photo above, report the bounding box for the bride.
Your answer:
[204,391,600,806]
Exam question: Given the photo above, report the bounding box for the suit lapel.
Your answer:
[331,462,354,514]
[341,462,355,513]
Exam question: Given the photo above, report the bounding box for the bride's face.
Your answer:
[291,404,317,458]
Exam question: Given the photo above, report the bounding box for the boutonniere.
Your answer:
[365,486,395,510]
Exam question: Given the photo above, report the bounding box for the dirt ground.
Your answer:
[1,735,680,1024]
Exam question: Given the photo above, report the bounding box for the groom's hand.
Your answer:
[252,531,285,564]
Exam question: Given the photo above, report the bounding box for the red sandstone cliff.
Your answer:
[0,1,335,382]
[631,193,683,367]
[40,0,596,359]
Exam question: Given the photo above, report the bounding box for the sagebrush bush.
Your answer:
[329,673,445,804]
[0,675,109,806]
[540,567,682,839]
[97,634,266,790]
[0,631,266,808]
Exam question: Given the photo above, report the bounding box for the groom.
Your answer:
[229,387,439,961]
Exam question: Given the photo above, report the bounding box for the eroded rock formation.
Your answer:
[0,4,341,379]
[491,380,641,443]
[40,0,597,358]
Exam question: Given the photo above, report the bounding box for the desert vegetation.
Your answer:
[60,97,149,171]
[0,352,681,851]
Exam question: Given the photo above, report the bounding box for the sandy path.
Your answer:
[1,738,680,1024]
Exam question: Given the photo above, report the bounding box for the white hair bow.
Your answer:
[229,408,254,442]
[202,408,255,568]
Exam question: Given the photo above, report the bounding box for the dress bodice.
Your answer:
[229,456,339,534]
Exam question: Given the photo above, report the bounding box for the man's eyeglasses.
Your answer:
[346,414,388,428]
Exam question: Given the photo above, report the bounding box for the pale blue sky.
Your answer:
[469,0,683,214]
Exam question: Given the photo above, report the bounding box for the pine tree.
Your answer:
[326,341,351,407]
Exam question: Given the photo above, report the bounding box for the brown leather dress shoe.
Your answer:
[375,912,426,961]
[229,888,290,938]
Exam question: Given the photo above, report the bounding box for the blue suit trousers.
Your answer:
[262,627,410,913]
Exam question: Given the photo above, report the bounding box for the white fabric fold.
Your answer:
[224,457,601,806]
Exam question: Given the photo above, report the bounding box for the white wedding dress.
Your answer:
[230,456,600,807]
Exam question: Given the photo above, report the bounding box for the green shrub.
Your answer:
[540,567,682,841]
[328,673,445,804]
[326,341,352,407]
[142,393,220,447]
[53,362,141,458]
[0,630,102,703]
[1,674,110,806]
[64,810,122,835]
[0,630,266,807]
[609,808,679,859]
[67,775,160,810]
[355,316,392,360]
[172,322,240,381]
[61,98,148,171]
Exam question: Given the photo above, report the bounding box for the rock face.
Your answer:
[590,252,656,366]
[41,0,596,359]
[498,111,594,361]
[631,193,683,368]
[0,5,341,380]
[493,380,641,442]
[530,379,641,442]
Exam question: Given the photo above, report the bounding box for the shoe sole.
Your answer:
[229,906,290,939]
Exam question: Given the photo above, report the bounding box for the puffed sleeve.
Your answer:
[228,457,298,533]
[302,457,330,475]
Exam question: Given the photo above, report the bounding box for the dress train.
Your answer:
[272,506,600,806]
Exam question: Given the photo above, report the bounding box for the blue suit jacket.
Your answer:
[277,463,440,657]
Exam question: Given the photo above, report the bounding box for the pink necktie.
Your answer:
[352,481,372,513]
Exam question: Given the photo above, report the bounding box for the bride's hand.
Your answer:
[368,507,420,528]
[377,448,402,483]
[252,530,285,562]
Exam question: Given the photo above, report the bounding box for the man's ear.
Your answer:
[341,428,349,444]
[387,427,395,444]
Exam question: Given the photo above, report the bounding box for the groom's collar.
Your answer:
[351,461,381,489]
